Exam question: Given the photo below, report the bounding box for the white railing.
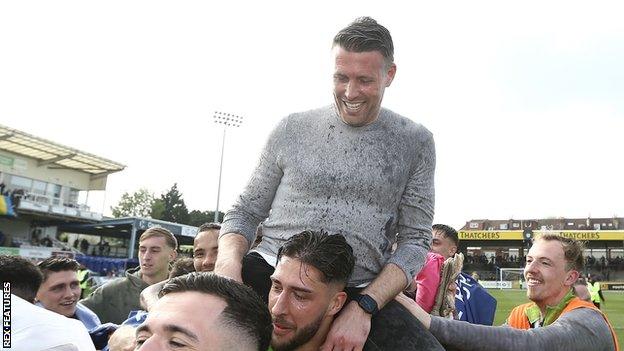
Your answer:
[17,195,102,221]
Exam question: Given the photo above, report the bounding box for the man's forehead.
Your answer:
[140,236,168,248]
[432,230,450,242]
[44,270,78,284]
[273,256,326,289]
[153,292,227,320]
[195,230,219,244]
[528,240,565,259]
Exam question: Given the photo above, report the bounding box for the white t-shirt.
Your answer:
[3,294,96,351]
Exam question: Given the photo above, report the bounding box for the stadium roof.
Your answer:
[0,123,125,178]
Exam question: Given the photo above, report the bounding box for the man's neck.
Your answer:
[141,271,168,285]
[294,318,333,351]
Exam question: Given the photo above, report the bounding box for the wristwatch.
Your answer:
[353,293,379,315]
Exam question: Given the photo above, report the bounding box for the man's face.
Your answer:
[135,291,228,351]
[193,230,219,272]
[332,46,396,127]
[430,229,457,259]
[269,256,345,351]
[139,236,176,279]
[524,239,578,308]
[36,270,81,317]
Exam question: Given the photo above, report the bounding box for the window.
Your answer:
[68,188,79,206]
[32,180,47,195]
[499,223,508,230]
[46,183,61,198]
[9,175,32,190]
[512,222,520,228]
[469,222,479,229]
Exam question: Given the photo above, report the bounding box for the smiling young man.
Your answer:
[135,272,272,351]
[193,222,220,273]
[215,17,439,351]
[81,227,178,324]
[397,234,619,351]
[36,257,101,330]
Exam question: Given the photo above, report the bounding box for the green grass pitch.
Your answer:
[488,289,623,346]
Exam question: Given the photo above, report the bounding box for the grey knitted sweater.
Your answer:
[220,105,436,286]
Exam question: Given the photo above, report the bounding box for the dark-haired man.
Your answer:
[216,16,437,350]
[193,222,220,272]
[36,257,101,330]
[269,230,354,351]
[135,272,272,351]
[81,227,178,323]
[429,224,496,325]
[0,254,43,303]
[0,255,96,350]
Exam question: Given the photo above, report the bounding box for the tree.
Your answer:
[188,210,225,227]
[110,188,155,218]
[157,183,189,224]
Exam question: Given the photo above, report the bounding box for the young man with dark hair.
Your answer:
[0,255,96,350]
[431,224,459,259]
[81,226,178,323]
[36,257,101,330]
[216,16,438,350]
[0,254,42,303]
[429,223,496,325]
[269,230,354,351]
[193,222,220,273]
[135,272,272,351]
[398,234,619,351]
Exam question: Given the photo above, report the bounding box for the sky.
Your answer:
[1,1,623,230]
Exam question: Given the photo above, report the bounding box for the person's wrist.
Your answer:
[349,300,373,319]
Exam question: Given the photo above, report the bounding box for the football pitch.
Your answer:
[488,289,623,346]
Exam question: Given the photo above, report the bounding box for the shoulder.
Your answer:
[281,105,334,127]
[381,108,433,139]
[559,307,610,327]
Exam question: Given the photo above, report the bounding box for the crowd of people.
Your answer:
[1,16,620,351]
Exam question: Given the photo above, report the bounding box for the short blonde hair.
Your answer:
[139,227,178,250]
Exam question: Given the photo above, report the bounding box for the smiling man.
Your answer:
[397,234,619,351]
[36,257,101,330]
[81,227,178,324]
[193,222,220,273]
[135,272,272,351]
[216,16,438,351]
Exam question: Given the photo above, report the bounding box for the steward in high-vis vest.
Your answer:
[588,275,606,309]
[77,267,90,299]
[395,233,619,351]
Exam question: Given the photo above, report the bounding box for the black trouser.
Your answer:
[241,252,444,351]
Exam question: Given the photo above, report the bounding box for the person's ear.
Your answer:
[564,270,580,286]
[327,291,348,317]
[384,63,397,87]
[450,245,458,257]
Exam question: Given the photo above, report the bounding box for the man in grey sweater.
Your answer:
[396,234,619,351]
[215,17,441,351]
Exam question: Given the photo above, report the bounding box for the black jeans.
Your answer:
[242,252,444,351]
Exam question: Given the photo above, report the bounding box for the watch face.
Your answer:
[357,295,377,314]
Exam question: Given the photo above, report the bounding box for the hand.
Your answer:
[320,301,371,351]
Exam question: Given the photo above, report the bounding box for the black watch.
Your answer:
[353,294,379,315]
